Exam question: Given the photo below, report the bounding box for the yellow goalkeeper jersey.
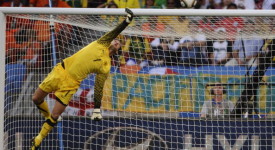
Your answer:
[63,41,111,82]
[62,20,129,83]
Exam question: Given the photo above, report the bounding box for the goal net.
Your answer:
[1,8,275,149]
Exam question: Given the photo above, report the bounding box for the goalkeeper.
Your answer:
[31,8,134,150]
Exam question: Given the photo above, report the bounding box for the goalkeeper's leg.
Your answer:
[32,88,51,119]
[31,116,57,149]
[32,100,66,149]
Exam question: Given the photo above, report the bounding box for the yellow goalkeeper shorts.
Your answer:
[39,63,80,106]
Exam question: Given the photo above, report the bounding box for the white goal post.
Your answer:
[1,7,275,150]
[0,9,6,150]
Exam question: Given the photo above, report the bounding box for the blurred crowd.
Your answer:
[1,0,275,71]
[1,0,275,9]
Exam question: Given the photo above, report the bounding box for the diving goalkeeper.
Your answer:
[31,8,134,150]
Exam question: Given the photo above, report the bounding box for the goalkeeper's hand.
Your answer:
[91,108,103,121]
[125,8,134,23]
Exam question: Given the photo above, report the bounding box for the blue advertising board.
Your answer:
[5,117,275,149]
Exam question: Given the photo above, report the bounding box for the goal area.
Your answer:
[1,8,275,149]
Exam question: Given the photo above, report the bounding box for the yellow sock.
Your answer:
[36,101,50,119]
[34,117,57,146]
[33,135,43,147]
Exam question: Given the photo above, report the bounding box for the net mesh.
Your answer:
[4,12,275,149]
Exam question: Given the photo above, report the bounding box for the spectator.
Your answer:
[141,15,165,41]
[150,37,180,66]
[150,38,165,65]
[167,16,190,36]
[87,0,107,8]
[32,19,72,44]
[142,0,159,8]
[193,0,209,9]
[31,19,73,69]
[158,1,189,36]
[200,83,234,119]
[206,0,222,9]
[207,28,233,65]
[98,2,120,28]
[97,1,118,8]
[206,4,216,9]
[2,0,28,7]
[221,0,233,9]
[152,0,166,8]
[123,36,151,67]
[197,0,222,9]
[65,0,88,8]
[154,15,188,39]
[107,0,140,8]
[6,28,31,64]
[29,0,71,7]
[48,0,71,7]
[165,0,181,9]
[255,0,275,9]
[179,22,208,67]
[18,30,42,68]
[158,0,179,28]
[234,0,255,9]
[225,20,264,66]
[29,0,45,7]
[226,2,237,9]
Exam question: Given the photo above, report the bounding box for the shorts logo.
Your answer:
[84,127,168,150]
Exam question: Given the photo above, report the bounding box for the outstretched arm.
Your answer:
[91,73,108,121]
[94,73,109,109]
[97,8,134,47]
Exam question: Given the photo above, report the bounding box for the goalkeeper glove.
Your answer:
[125,8,134,23]
[91,108,103,121]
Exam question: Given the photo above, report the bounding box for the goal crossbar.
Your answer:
[0,8,275,16]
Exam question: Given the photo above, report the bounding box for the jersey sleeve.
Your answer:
[93,73,109,108]
[97,20,129,47]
